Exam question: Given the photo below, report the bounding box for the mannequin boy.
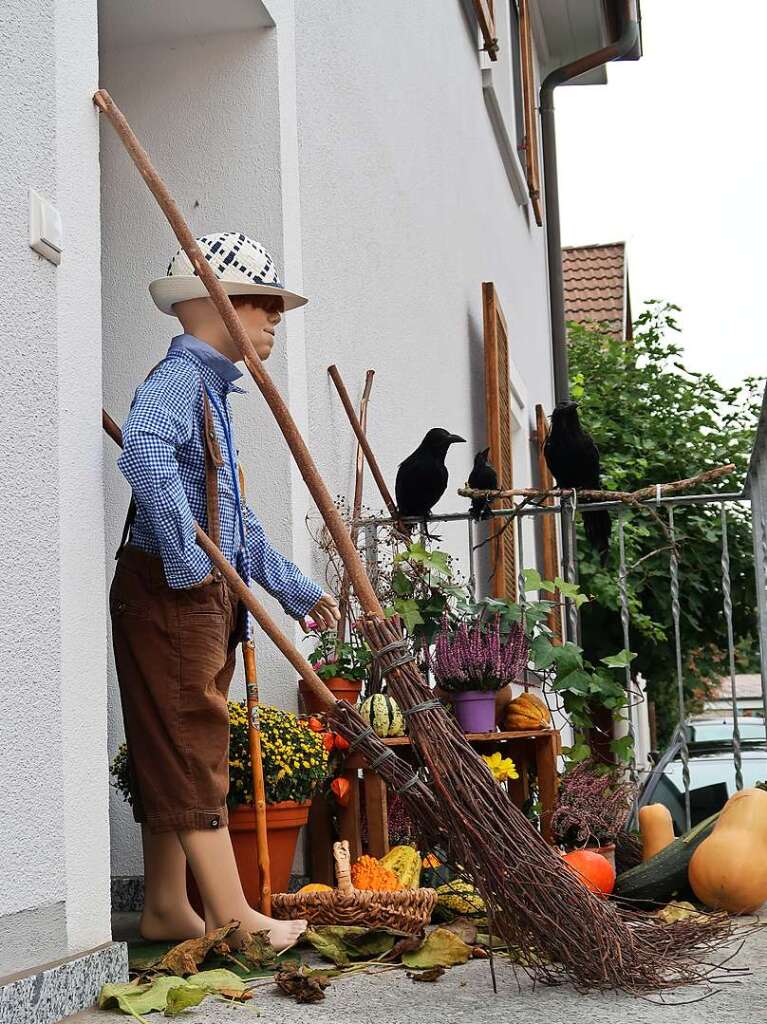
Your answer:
[111,232,338,950]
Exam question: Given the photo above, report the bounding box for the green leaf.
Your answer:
[164,985,208,1016]
[563,743,591,764]
[303,927,355,966]
[531,634,557,670]
[554,577,581,599]
[392,598,424,632]
[391,570,412,597]
[99,977,188,1019]
[186,969,246,993]
[610,735,635,763]
[401,927,473,969]
[522,568,555,592]
[600,649,637,670]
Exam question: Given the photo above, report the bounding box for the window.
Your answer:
[479,1,543,225]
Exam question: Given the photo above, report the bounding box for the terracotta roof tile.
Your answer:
[562,242,630,339]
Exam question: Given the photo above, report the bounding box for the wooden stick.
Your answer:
[94,89,384,620]
[458,463,736,503]
[327,364,397,518]
[337,370,375,644]
[238,465,272,916]
[102,409,336,710]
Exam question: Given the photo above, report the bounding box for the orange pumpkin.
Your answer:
[562,849,616,897]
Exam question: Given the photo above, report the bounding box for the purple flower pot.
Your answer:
[452,690,497,733]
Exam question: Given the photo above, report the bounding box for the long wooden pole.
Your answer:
[102,410,336,710]
[327,365,397,518]
[94,90,384,620]
[336,369,375,644]
[238,465,272,915]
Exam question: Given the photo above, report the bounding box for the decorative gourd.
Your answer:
[562,849,616,897]
[359,694,405,738]
[435,880,485,917]
[639,804,675,862]
[614,812,719,906]
[380,845,422,889]
[421,851,456,889]
[504,691,550,731]
[350,855,403,892]
[297,883,333,894]
[688,788,767,913]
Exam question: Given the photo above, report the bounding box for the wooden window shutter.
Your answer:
[482,282,516,601]
[535,404,562,642]
[517,0,543,226]
[473,0,499,60]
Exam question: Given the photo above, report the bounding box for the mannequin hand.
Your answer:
[300,594,340,633]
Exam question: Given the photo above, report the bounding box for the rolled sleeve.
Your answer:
[117,363,212,588]
[245,504,323,619]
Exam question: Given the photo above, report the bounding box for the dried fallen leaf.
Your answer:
[444,919,478,946]
[275,965,332,1004]
[382,935,424,963]
[408,966,445,983]
[401,928,472,970]
[656,901,711,925]
[157,921,240,976]
[238,929,278,969]
[219,987,253,1002]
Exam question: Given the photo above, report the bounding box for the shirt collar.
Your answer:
[168,334,247,393]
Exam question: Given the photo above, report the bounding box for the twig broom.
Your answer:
[96,89,739,992]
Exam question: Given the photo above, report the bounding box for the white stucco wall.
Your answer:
[0,0,110,978]
[293,0,554,587]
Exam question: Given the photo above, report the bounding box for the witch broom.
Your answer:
[96,90,737,993]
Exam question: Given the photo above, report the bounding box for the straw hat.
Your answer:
[149,231,308,315]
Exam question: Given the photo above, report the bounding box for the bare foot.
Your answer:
[139,905,207,942]
[224,909,308,952]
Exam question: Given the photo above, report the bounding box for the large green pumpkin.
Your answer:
[359,693,405,737]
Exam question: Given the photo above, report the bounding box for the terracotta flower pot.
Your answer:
[298,676,362,715]
[186,799,312,913]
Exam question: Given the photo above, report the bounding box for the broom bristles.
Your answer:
[329,615,744,994]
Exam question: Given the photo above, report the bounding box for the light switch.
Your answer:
[29,188,63,265]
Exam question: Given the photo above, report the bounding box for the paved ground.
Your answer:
[61,913,767,1024]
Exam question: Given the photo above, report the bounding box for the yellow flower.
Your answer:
[482,752,519,783]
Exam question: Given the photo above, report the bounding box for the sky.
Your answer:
[555,0,767,387]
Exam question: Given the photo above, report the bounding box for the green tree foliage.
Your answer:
[567,302,764,745]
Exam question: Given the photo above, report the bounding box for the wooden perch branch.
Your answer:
[458,464,737,504]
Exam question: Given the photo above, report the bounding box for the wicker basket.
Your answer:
[272,840,436,934]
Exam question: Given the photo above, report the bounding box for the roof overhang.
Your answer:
[534,0,643,86]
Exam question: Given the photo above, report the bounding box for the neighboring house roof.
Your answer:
[708,675,765,702]
[562,241,632,340]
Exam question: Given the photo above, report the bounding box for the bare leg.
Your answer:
[138,825,206,941]
[178,826,306,951]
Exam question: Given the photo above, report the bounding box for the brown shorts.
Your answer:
[110,545,246,834]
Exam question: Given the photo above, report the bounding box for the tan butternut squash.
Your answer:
[688,788,767,914]
[638,804,675,862]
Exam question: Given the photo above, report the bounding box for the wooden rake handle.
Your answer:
[94,89,384,620]
[102,409,336,711]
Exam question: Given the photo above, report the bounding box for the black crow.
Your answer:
[467,447,498,520]
[395,429,466,535]
[544,401,611,563]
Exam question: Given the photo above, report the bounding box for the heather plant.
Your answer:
[430,614,529,692]
[551,758,636,849]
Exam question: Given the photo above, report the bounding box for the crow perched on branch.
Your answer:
[543,400,611,563]
[395,428,466,535]
[467,447,498,520]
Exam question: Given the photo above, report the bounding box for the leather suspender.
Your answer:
[116,366,224,559]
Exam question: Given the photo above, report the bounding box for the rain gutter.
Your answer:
[540,0,641,402]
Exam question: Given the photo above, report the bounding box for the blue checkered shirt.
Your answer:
[117,334,323,619]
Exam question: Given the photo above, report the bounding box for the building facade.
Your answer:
[0,0,636,1015]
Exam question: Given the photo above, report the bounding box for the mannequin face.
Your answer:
[231,296,283,361]
[173,294,284,362]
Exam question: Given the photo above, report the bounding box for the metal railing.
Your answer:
[353,477,767,832]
